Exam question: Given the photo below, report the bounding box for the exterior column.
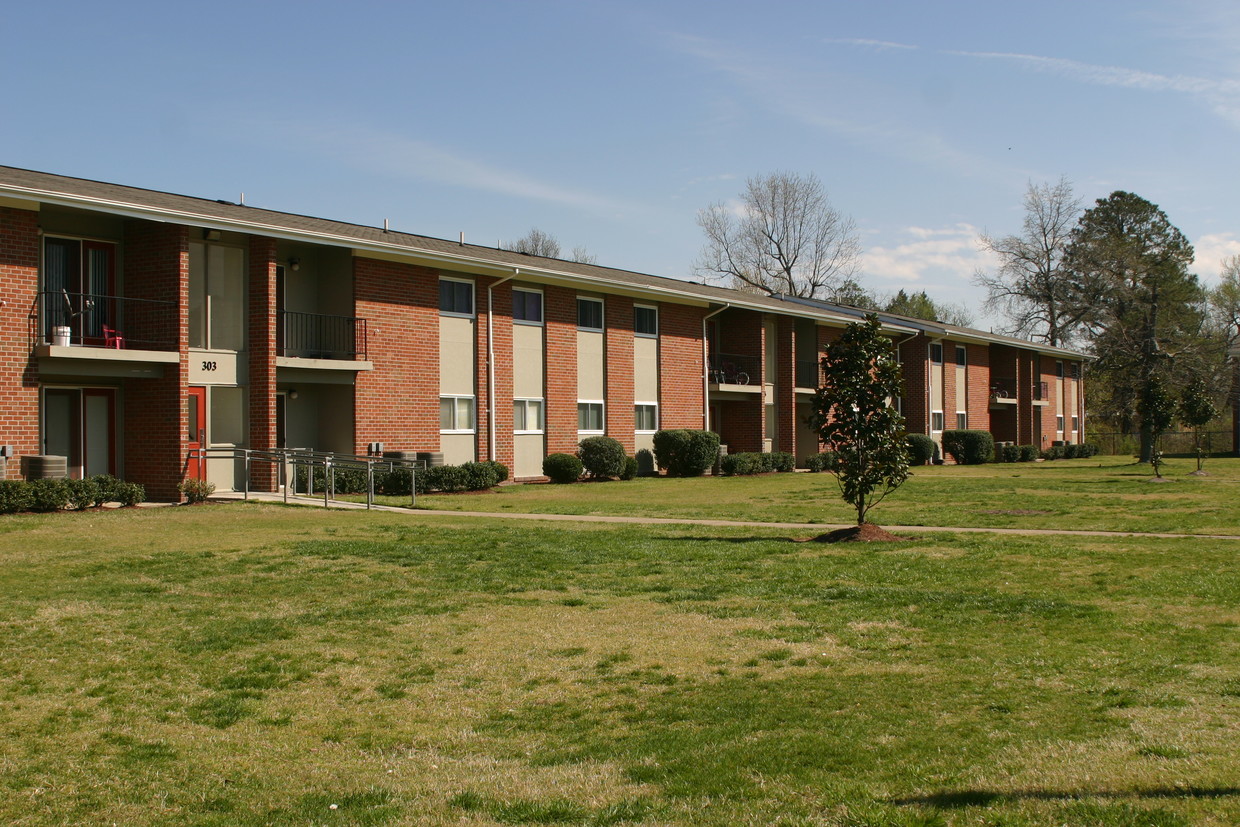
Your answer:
[248,236,279,491]
[605,295,635,454]
[0,206,41,478]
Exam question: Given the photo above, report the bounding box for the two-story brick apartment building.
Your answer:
[0,167,1086,499]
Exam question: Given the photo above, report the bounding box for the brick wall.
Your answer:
[121,220,188,501]
[899,335,929,435]
[964,343,990,431]
[774,316,796,454]
[544,285,578,455]
[478,277,514,467]
[658,302,704,429]
[605,294,635,453]
[354,257,438,453]
[0,206,41,469]
[248,236,278,490]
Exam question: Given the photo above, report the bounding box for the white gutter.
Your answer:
[701,303,731,431]
[486,269,518,461]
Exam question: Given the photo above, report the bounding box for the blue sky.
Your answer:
[4,0,1239,325]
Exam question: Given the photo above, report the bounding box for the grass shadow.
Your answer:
[891,786,1240,808]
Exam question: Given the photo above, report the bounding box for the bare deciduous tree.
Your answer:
[976,178,1085,347]
[695,171,861,299]
[503,228,597,264]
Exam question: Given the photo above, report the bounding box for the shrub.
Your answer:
[620,456,638,481]
[652,429,720,477]
[1041,445,1064,461]
[578,435,626,479]
[635,448,656,476]
[65,478,100,510]
[721,453,761,476]
[1063,443,1080,459]
[804,451,837,473]
[941,429,994,465]
[115,481,146,507]
[1081,442,1100,457]
[178,477,216,504]
[1000,443,1020,463]
[424,465,470,493]
[1018,444,1039,462]
[481,460,509,484]
[458,462,501,491]
[295,465,369,495]
[770,452,796,472]
[0,480,31,514]
[27,478,68,512]
[906,434,937,465]
[91,474,122,506]
[543,453,583,484]
[378,467,414,496]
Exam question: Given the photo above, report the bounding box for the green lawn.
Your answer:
[376,456,1240,536]
[1,502,1237,826]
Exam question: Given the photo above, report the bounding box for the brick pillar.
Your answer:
[658,302,705,429]
[0,206,42,469]
[965,343,990,432]
[122,221,188,501]
[605,295,635,454]
[775,316,796,454]
[900,334,929,435]
[544,285,578,455]
[475,275,515,467]
[248,236,278,491]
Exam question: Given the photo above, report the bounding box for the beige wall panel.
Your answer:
[955,365,966,412]
[514,433,545,479]
[577,330,604,399]
[634,431,654,456]
[441,433,475,465]
[513,324,545,398]
[634,337,658,401]
[440,315,475,395]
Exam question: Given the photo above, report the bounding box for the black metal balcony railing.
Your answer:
[1033,381,1049,401]
[990,377,1051,401]
[707,352,761,385]
[279,310,368,361]
[33,291,178,351]
[795,359,820,388]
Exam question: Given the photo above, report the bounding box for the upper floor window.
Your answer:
[512,288,543,324]
[440,395,476,433]
[578,401,604,432]
[930,343,943,364]
[43,237,116,342]
[439,278,474,316]
[955,345,966,366]
[513,398,544,433]
[1056,360,1065,378]
[577,298,603,331]
[931,411,945,432]
[634,305,658,337]
[189,241,245,351]
[635,403,658,432]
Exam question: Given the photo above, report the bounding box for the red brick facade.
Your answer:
[0,206,41,471]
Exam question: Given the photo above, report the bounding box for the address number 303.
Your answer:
[201,361,218,371]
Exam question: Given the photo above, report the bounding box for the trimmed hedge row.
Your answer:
[296,460,509,496]
[1043,442,1100,460]
[720,451,796,476]
[653,429,721,477]
[0,474,145,514]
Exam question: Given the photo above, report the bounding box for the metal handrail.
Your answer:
[188,447,422,509]
[279,310,368,360]
[32,290,178,351]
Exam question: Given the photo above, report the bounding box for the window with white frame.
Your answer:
[512,288,543,324]
[439,278,474,316]
[634,305,658,337]
[1056,360,1064,378]
[635,403,658,432]
[577,401,604,432]
[1056,415,1065,432]
[513,398,544,433]
[955,345,966,365]
[956,412,967,429]
[930,343,943,364]
[577,297,603,331]
[440,395,476,432]
[931,411,945,432]
[1072,415,1079,432]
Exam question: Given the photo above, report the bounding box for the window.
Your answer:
[1056,415,1065,432]
[577,297,603,330]
[956,412,967,429]
[1070,363,1081,379]
[1072,415,1079,432]
[439,278,474,316]
[189,242,245,350]
[931,411,945,431]
[512,289,543,324]
[635,403,658,432]
[955,345,966,365]
[440,396,475,432]
[930,343,943,364]
[1056,361,1064,378]
[634,305,658,337]
[43,237,116,343]
[577,401,604,432]
[513,398,544,432]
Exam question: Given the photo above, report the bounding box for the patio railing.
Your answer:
[279,310,368,360]
[33,291,178,351]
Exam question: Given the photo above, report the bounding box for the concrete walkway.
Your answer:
[210,490,1240,541]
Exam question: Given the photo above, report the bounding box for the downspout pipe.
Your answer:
[702,303,731,431]
[890,330,920,430]
[487,269,518,461]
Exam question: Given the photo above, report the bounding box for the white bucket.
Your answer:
[52,326,71,347]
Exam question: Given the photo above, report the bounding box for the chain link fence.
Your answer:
[1088,430,1234,457]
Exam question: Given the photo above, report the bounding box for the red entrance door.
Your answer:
[186,387,206,480]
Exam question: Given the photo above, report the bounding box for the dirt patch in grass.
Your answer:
[983,509,1054,516]
[813,523,905,543]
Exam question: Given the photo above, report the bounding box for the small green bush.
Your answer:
[115,481,146,507]
[1063,443,1080,459]
[770,452,796,472]
[178,477,216,504]
[1018,444,1039,462]
[378,467,413,496]
[458,462,501,491]
[804,451,838,473]
[906,434,937,465]
[296,465,370,495]
[27,478,69,512]
[424,465,468,493]
[1042,445,1065,460]
[1000,443,1020,463]
[720,453,761,476]
[65,478,100,510]
[578,435,626,479]
[652,429,721,477]
[90,474,122,506]
[0,480,31,514]
[620,456,638,481]
[481,460,509,484]
[941,430,995,465]
[543,453,583,484]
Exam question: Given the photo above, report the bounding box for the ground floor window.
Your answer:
[440,395,476,432]
[513,398,544,433]
[1057,415,1065,432]
[931,411,945,432]
[956,411,967,429]
[42,386,116,478]
[578,401,604,433]
[635,403,658,433]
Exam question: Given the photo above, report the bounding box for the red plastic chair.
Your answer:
[102,325,125,349]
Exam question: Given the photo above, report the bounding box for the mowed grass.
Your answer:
[2,503,1238,826]
[386,456,1240,536]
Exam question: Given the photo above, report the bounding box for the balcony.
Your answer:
[33,290,179,352]
[989,377,1019,408]
[707,352,761,391]
[279,310,368,361]
[795,359,820,390]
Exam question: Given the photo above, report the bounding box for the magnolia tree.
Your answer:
[809,315,910,525]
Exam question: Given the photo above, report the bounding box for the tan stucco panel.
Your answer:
[440,315,475,395]
[577,330,604,399]
[513,323,544,399]
[634,336,658,402]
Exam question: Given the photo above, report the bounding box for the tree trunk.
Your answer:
[1138,426,1154,463]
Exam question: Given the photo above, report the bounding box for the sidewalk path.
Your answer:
[212,491,1240,541]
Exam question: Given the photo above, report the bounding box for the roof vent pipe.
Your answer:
[383,218,389,232]
[459,231,465,246]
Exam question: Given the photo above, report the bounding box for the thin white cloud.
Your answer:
[1194,232,1240,280]
[863,224,998,287]
[947,49,1240,129]
[823,38,918,51]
